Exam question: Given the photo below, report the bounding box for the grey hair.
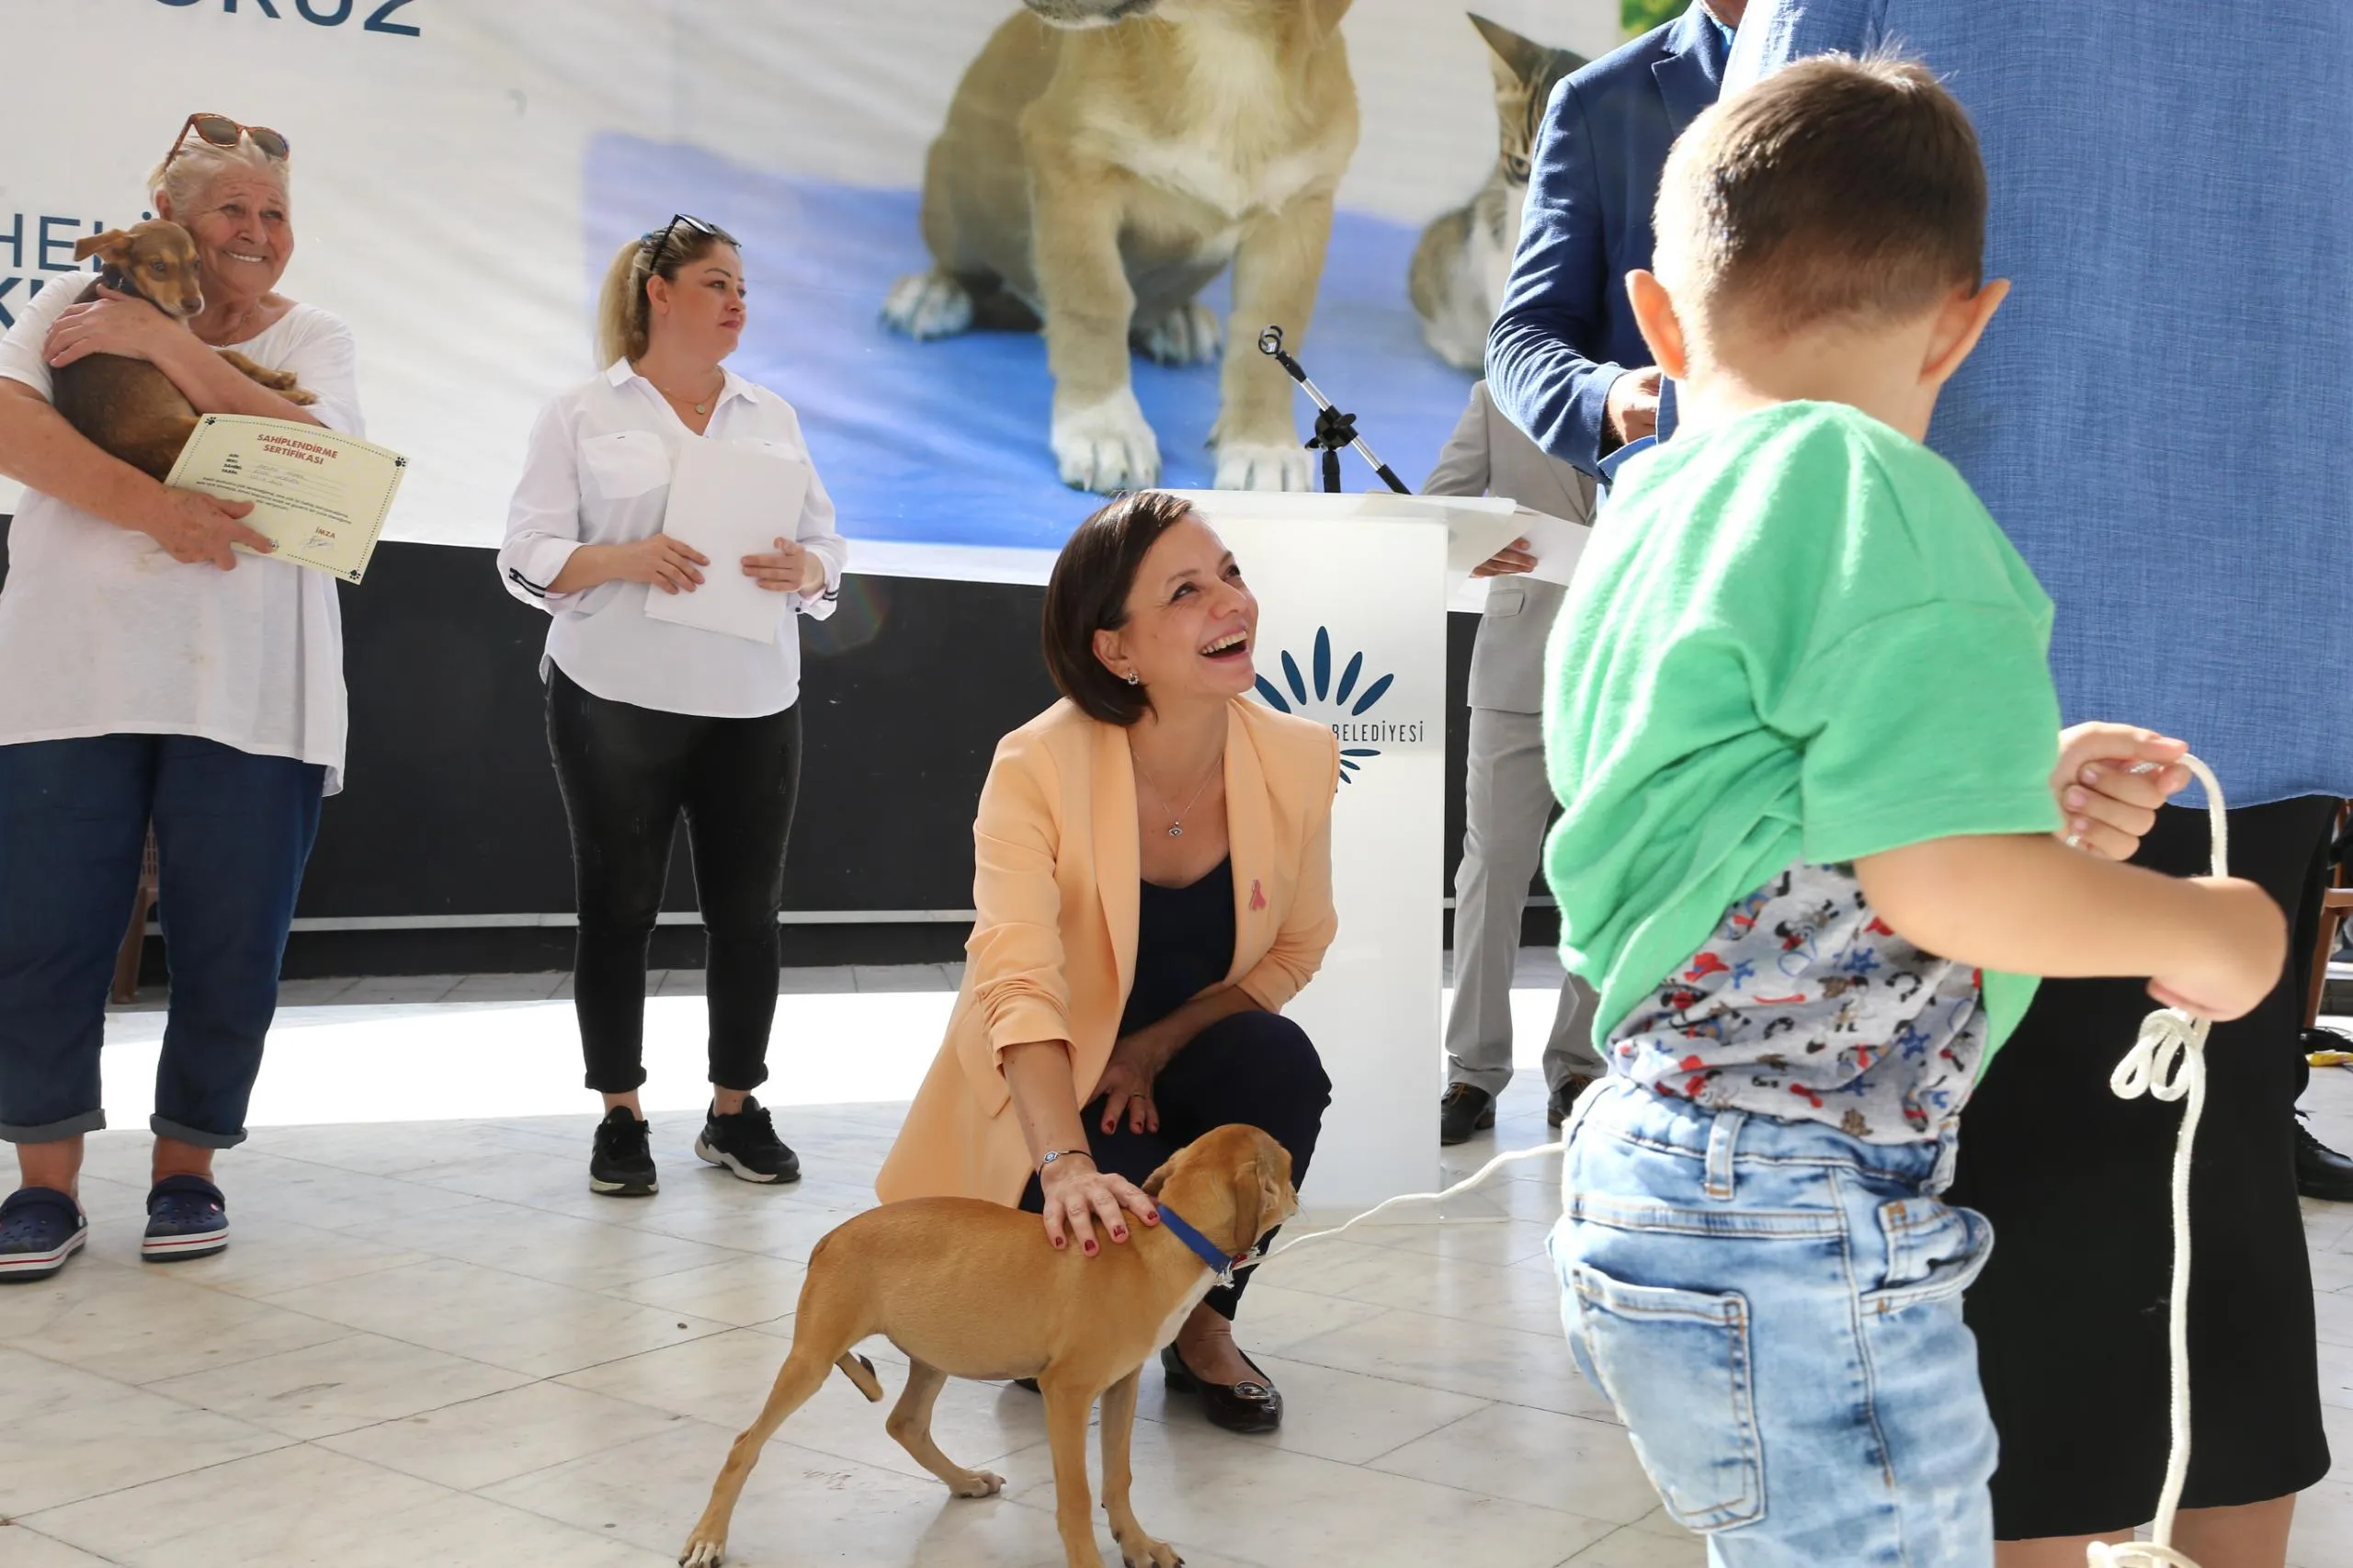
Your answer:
[146,131,290,220]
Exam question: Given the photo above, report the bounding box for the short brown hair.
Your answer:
[1654,54,1985,336]
[1041,491,1196,726]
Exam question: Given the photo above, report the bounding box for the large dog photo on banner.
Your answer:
[882,0,1358,494]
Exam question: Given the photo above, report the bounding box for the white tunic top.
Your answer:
[496,360,847,718]
[0,276,359,793]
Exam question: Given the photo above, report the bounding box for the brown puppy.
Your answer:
[51,221,315,480]
[679,1123,1297,1568]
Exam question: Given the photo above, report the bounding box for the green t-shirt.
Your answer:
[1543,401,2064,1056]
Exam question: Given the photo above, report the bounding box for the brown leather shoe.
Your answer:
[1161,1342,1281,1433]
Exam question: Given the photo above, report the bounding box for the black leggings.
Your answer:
[1019,1009,1331,1320]
[546,666,801,1095]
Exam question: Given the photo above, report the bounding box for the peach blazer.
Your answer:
[875,696,1341,1207]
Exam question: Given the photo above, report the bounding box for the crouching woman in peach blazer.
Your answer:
[878,491,1338,1434]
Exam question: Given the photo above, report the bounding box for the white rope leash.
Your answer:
[1242,1139,1567,1268]
[2088,754,2226,1568]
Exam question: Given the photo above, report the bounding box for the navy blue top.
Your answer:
[1730,0,2353,805]
[1120,858,1236,1037]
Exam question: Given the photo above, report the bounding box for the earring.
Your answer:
[1123,671,1142,686]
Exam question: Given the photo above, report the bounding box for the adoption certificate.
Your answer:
[164,415,407,585]
[643,436,812,644]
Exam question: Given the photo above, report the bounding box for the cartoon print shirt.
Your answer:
[1606,860,1984,1142]
[1542,402,2065,1073]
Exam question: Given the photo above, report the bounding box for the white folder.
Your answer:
[643,436,811,643]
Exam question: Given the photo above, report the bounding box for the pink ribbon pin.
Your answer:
[1249,879,1267,912]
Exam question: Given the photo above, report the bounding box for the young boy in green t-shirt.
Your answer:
[1541,56,2286,1563]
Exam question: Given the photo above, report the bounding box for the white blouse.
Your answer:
[0,277,360,793]
[497,360,848,718]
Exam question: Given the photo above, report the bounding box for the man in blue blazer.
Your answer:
[1485,1,1738,476]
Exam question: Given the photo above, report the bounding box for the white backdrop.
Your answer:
[4,0,1620,571]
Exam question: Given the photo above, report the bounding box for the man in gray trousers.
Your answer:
[1428,381,1604,1144]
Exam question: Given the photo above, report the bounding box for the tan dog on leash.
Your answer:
[881,0,1359,494]
[678,1123,1296,1568]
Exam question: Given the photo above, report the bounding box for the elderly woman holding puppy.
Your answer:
[879,491,1336,1434]
[0,115,358,1281]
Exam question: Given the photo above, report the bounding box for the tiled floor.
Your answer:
[6,961,2350,1568]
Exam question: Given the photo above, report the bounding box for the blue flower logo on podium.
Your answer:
[1253,627,1399,782]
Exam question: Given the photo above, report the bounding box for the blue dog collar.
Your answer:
[1155,1204,1255,1288]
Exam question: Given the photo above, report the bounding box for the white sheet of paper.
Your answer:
[1511,503,1594,588]
[1438,495,1528,584]
[642,437,811,643]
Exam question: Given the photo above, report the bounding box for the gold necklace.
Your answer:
[648,368,723,416]
[1133,749,1222,838]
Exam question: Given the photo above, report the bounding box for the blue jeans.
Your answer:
[0,736,324,1148]
[1550,1078,1997,1567]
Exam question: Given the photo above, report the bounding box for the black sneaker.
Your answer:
[1439,1083,1495,1146]
[590,1106,658,1197]
[696,1096,801,1184]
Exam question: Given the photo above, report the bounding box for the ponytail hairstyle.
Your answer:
[593,215,740,369]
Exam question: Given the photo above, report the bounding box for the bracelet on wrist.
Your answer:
[1038,1148,1095,1176]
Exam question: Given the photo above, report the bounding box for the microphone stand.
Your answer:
[1256,325,1412,495]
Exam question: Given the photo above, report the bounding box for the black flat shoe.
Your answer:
[1160,1342,1281,1433]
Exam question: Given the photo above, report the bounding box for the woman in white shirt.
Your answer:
[0,116,359,1281]
[498,215,847,1199]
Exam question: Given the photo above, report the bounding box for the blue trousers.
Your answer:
[0,736,324,1148]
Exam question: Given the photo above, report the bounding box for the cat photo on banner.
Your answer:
[1409,14,1589,370]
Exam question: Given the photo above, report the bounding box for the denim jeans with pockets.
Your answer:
[1550,1077,1998,1567]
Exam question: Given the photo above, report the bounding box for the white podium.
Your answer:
[1166,491,1523,1210]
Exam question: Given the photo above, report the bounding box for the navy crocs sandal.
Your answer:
[143,1174,230,1262]
[0,1187,89,1282]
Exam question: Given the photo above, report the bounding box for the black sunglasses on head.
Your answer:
[642,213,722,267]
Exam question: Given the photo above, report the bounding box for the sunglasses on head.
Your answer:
[642,213,724,267]
[162,113,290,176]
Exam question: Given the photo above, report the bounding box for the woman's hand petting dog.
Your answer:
[2051,723,2193,861]
[1038,1152,1158,1258]
[45,286,191,371]
[741,537,825,595]
[615,532,709,595]
[143,489,275,570]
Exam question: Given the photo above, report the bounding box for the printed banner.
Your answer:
[5,0,1620,581]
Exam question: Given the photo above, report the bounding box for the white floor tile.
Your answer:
[258,1256,733,1379]
[1369,1401,1660,1523]
[0,1258,347,1385]
[25,1442,451,1565]
[144,1330,535,1439]
[0,1347,290,1515]
[319,1379,692,1490]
